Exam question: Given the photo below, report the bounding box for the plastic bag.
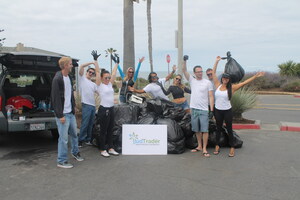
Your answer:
[223,51,245,83]
[156,118,185,154]
[185,134,198,149]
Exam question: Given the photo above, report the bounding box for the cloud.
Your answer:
[1,0,299,72]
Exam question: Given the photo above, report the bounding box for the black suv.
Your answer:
[0,51,78,138]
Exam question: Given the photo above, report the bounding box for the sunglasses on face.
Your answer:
[207,73,212,76]
[128,71,134,74]
[151,76,158,79]
[104,76,111,80]
[176,78,181,81]
[88,71,95,75]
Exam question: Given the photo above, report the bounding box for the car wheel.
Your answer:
[51,129,59,140]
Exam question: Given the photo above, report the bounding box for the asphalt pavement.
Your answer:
[1,128,300,200]
[244,95,300,124]
[0,94,300,200]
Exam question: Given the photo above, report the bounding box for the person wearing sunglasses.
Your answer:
[94,54,119,158]
[78,51,101,147]
[206,68,216,113]
[116,56,145,103]
[158,74,191,112]
[212,56,265,157]
[182,55,214,158]
[129,65,177,100]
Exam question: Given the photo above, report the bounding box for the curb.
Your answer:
[294,95,300,98]
[232,120,261,130]
[279,121,300,132]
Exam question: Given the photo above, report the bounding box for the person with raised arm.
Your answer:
[182,55,214,158]
[78,51,101,147]
[94,54,119,157]
[129,65,177,100]
[116,56,145,103]
[212,56,265,157]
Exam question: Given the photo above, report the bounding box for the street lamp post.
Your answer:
[177,0,183,76]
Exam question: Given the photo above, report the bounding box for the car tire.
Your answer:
[51,129,59,141]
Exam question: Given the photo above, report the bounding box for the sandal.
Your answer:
[191,148,202,153]
[213,150,220,155]
[228,148,235,157]
[228,153,235,157]
[202,152,210,158]
[213,146,220,155]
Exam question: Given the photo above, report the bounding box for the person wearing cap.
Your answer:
[212,56,265,157]
[182,55,214,158]
[129,65,177,100]
[78,51,101,147]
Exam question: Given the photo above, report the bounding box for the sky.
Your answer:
[1,0,300,73]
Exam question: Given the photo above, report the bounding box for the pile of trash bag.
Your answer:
[92,98,243,154]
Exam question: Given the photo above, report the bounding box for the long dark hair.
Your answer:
[221,77,232,100]
[148,72,157,83]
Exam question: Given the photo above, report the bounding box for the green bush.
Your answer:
[281,79,300,92]
[242,72,286,90]
[231,87,257,119]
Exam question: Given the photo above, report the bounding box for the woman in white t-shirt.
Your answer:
[212,56,265,157]
[95,59,119,157]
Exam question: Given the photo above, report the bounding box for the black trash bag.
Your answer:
[157,118,184,142]
[185,134,198,149]
[208,120,228,147]
[223,51,245,83]
[168,138,185,154]
[91,122,101,147]
[231,130,243,148]
[178,113,194,138]
[146,98,163,117]
[114,104,140,126]
[163,106,186,122]
[137,112,157,124]
[112,127,123,152]
[156,118,185,154]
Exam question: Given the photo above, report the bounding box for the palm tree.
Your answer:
[105,48,118,73]
[278,60,300,77]
[145,0,153,72]
[123,0,139,72]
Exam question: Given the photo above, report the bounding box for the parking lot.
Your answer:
[1,128,300,200]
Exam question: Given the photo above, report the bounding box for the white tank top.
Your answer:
[215,85,232,110]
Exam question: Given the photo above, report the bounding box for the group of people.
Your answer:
[51,52,264,169]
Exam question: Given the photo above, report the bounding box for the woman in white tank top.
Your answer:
[212,56,265,157]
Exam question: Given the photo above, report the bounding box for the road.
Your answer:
[1,129,300,200]
[243,95,300,124]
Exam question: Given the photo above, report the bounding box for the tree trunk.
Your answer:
[123,0,135,72]
[147,0,153,72]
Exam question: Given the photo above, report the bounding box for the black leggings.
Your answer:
[97,106,114,150]
[214,108,234,147]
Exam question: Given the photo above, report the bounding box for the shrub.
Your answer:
[231,87,257,119]
[242,72,286,89]
[281,79,300,92]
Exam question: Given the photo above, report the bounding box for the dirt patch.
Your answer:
[233,118,255,124]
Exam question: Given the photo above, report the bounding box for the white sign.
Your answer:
[122,124,167,155]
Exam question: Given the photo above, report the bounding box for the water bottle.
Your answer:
[7,109,11,119]
[42,100,47,111]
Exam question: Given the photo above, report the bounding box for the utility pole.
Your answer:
[177,0,183,75]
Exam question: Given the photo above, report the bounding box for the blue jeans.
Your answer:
[56,113,79,163]
[79,103,96,142]
[191,108,209,133]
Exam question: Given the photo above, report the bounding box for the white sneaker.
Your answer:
[100,150,110,157]
[108,149,119,156]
